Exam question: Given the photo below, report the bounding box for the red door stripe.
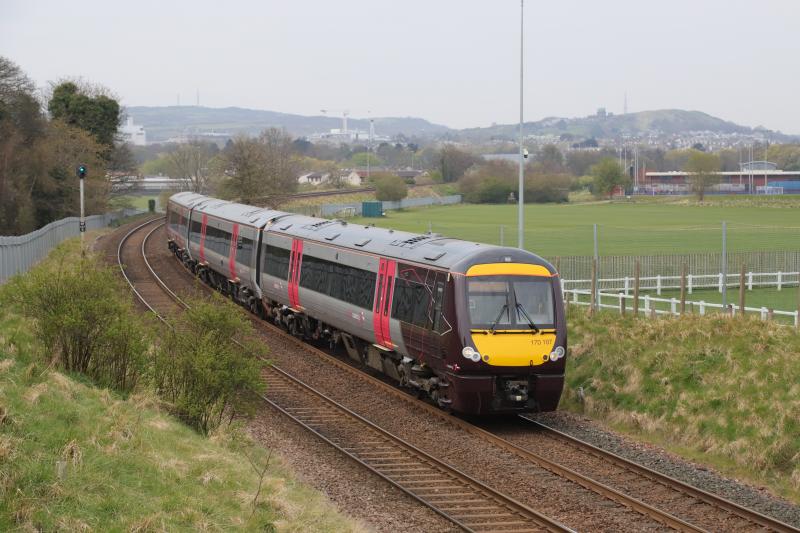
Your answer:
[228,223,239,279]
[199,214,208,263]
[382,260,396,348]
[293,239,303,308]
[373,260,386,346]
[288,240,297,308]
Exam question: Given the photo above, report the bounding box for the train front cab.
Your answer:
[449,262,566,415]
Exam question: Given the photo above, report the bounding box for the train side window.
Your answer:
[189,218,202,243]
[262,244,291,279]
[298,254,376,309]
[236,236,254,266]
[392,278,431,328]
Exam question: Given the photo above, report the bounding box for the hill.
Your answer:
[125,105,451,141]
[459,109,795,142]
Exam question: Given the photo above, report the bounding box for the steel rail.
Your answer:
[520,417,799,533]
[117,221,570,533]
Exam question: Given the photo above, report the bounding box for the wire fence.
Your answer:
[548,221,800,323]
[0,208,144,284]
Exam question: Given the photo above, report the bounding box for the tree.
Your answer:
[218,128,298,204]
[685,150,720,201]
[167,140,216,193]
[439,145,479,182]
[48,81,120,150]
[536,144,565,173]
[590,158,625,198]
[375,175,408,202]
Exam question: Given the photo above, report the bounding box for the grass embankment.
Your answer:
[565,307,800,502]
[0,238,361,531]
[350,196,800,256]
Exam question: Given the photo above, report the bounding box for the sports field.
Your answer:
[352,199,800,257]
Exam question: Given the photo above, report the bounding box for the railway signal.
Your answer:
[77,164,86,255]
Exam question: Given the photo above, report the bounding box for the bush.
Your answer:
[375,175,409,202]
[459,160,571,204]
[6,247,149,392]
[154,295,266,434]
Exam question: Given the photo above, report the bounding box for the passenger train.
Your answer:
[166,192,567,415]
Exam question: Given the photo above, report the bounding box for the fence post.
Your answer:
[778,271,782,291]
[656,274,662,295]
[761,307,767,321]
[624,276,630,296]
[718,273,723,293]
[699,301,706,316]
[644,295,650,314]
[633,260,640,316]
[680,263,687,315]
[670,298,677,315]
[590,258,597,314]
[688,273,693,294]
[619,293,625,315]
[739,263,746,317]
[748,271,753,291]
[721,221,728,306]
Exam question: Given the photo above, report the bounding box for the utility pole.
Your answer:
[517,0,525,249]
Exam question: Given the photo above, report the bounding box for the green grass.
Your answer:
[0,237,362,532]
[564,307,800,502]
[639,287,800,319]
[351,196,800,256]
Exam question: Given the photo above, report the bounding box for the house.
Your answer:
[297,172,331,185]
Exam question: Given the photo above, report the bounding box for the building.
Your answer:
[119,116,147,146]
[642,161,800,194]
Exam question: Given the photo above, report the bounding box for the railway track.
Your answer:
[116,220,799,532]
[115,218,570,533]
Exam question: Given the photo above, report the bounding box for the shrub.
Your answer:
[459,160,571,204]
[375,175,408,202]
[154,295,266,434]
[5,248,149,392]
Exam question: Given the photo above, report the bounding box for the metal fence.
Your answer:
[0,209,143,284]
[293,194,462,218]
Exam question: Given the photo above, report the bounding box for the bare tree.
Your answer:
[167,140,214,193]
[218,128,298,204]
[685,150,720,201]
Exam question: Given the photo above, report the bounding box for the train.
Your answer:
[166,192,567,415]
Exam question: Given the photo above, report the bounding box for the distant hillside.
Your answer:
[125,105,451,141]
[459,109,792,141]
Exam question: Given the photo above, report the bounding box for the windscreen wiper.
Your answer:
[490,303,508,334]
[513,287,540,333]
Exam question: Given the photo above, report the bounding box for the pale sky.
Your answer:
[2,0,799,133]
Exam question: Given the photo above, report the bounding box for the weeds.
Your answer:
[565,306,800,500]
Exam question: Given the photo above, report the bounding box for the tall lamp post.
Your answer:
[517,0,525,249]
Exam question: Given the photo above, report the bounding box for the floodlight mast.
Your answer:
[518,0,525,249]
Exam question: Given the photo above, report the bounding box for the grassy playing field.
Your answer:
[351,198,800,257]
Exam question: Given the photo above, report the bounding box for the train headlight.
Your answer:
[462,346,481,362]
[549,346,566,361]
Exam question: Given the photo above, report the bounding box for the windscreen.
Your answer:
[467,275,554,329]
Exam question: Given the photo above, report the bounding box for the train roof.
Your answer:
[268,212,533,271]
[170,193,552,272]
[170,193,288,228]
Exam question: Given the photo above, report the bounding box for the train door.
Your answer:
[373,258,396,349]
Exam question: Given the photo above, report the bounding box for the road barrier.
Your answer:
[0,209,143,284]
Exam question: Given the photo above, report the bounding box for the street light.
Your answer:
[517,0,525,249]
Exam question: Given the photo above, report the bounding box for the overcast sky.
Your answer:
[2,0,799,133]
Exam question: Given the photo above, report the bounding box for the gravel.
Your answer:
[532,410,800,529]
